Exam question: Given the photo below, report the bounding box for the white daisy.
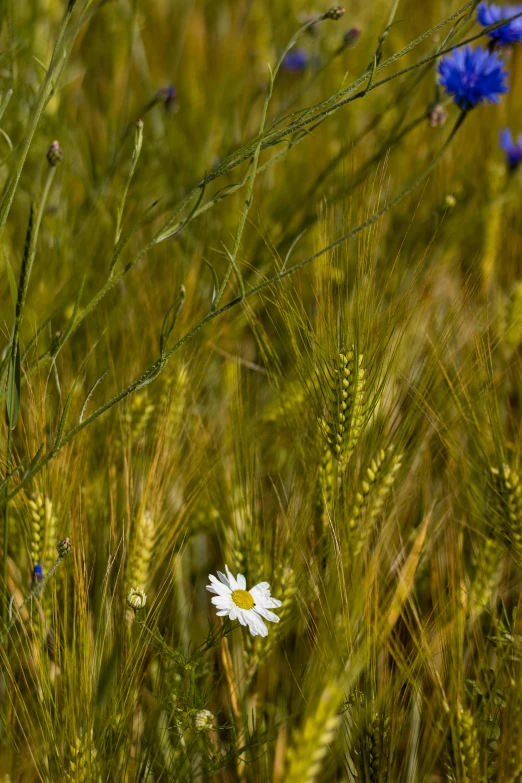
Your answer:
[206,565,282,637]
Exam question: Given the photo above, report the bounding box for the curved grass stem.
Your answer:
[2,166,56,622]
[9,2,494,385]
[0,112,465,510]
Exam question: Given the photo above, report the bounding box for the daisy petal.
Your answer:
[208,581,231,596]
[237,609,251,627]
[256,597,283,609]
[248,614,268,637]
[254,606,280,623]
[224,565,239,591]
[249,584,271,601]
[251,581,270,593]
[211,597,232,609]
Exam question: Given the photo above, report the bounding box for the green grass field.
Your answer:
[2,0,522,780]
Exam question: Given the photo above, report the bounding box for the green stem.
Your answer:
[2,426,12,625]
[0,5,72,236]
[113,120,144,252]
[6,2,493,382]
[2,165,56,620]
[212,10,328,310]
[155,0,476,243]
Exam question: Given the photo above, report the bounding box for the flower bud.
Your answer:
[47,140,63,167]
[326,6,345,20]
[57,538,72,558]
[127,587,147,611]
[194,709,214,732]
[343,27,361,48]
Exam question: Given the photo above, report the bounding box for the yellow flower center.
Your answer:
[231,589,254,610]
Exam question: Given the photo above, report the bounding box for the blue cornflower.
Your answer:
[281,48,309,73]
[437,45,509,110]
[477,3,522,45]
[500,128,522,167]
[32,563,43,586]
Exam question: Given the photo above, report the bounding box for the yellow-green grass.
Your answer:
[1,0,522,780]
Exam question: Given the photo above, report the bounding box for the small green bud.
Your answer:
[326,6,345,20]
[57,538,72,558]
[47,140,63,167]
[127,587,147,611]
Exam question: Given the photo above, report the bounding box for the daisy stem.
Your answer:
[135,617,237,667]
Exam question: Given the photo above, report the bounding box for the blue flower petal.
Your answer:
[500,127,522,166]
[477,2,522,44]
[437,45,509,109]
[281,49,309,73]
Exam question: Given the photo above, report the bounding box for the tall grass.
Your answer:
[1,0,522,780]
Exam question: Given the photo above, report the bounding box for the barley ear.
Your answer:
[286,686,342,783]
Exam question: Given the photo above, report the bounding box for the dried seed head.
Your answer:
[57,537,72,559]
[47,140,63,167]
[326,6,345,20]
[127,587,147,611]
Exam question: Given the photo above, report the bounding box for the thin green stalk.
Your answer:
[0,111,464,509]
[2,165,56,622]
[375,0,401,65]
[212,9,333,310]
[16,168,56,327]
[0,5,73,236]
[113,119,144,252]
[2,426,12,624]
[8,2,498,382]
[261,1,480,144]
[286,0,466,234]
[254,20,486,168]
[155,0,476,243]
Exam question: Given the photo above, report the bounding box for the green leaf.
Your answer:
[5,341,20,429]
[3,247,17,310]
[160,286,186,357]
[79,365,111,423]
[203,258,219,307]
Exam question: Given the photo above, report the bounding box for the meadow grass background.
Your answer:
[1,0,522,780]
